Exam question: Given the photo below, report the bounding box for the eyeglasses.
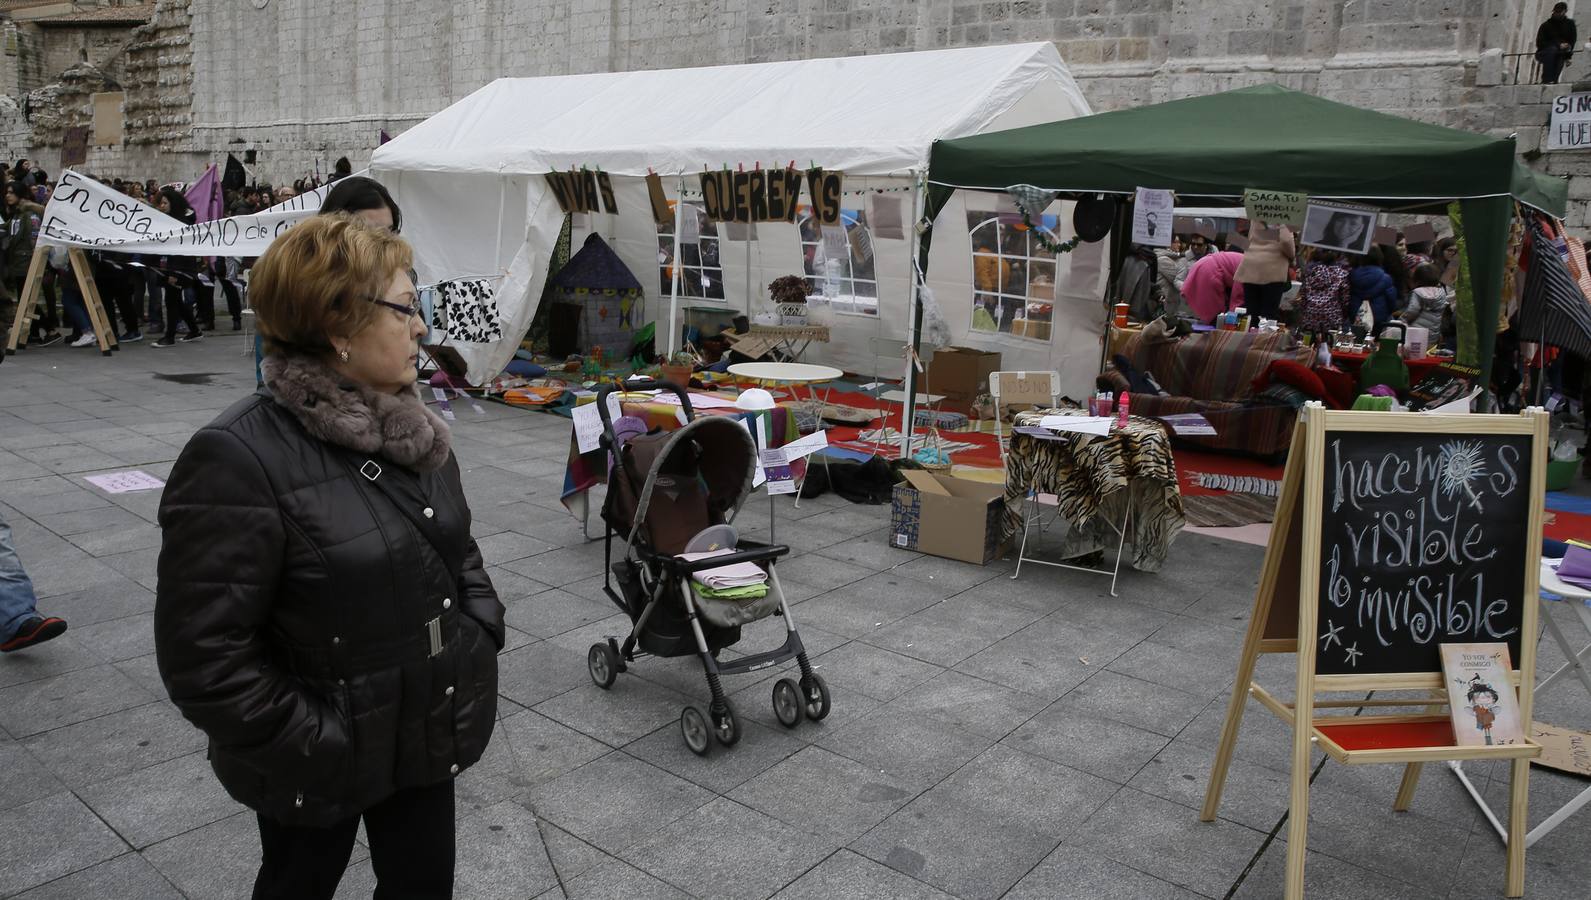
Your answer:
[365,296,422,319]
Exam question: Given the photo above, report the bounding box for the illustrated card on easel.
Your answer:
[1442,643,1526,747]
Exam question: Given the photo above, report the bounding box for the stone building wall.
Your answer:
[11,0,1591,226]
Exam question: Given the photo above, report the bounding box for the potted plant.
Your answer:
[660,350,695,388]
[768,274,810,325]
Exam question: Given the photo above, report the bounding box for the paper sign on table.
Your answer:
[760,448,798,494]
[781,430,829,460]
[1530,721,1591,777]
[1131,187,1174,248]
[85,470,166,494]
[572,395,623,454]
[1036,415,1113,436]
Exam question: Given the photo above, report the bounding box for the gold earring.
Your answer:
[338,348,349,362]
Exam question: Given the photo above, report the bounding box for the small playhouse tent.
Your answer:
[545,233,644,361]
[369,43,1102,387]
[920,85,1569,397]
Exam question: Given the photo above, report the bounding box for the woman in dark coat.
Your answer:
[155,215,504,900]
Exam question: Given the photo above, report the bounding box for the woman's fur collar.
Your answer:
[261,354,451,472]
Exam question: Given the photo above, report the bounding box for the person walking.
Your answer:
[1538,2,1578,84]
[150,188,203,348]
[0,511,67,654]
[1,180,52,344]
[154,215,503,900]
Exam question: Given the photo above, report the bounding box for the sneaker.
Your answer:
[179,331,203,343]
[119,330,142,342]
[70,333,96,348]
[33,332,62,347]
[151,338,177,348]
[0,616,67,653]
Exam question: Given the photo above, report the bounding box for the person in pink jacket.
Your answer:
[1181,250,1246,323]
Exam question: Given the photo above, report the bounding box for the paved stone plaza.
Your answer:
[1,333,1588,899]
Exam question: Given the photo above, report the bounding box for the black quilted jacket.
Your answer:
[154,391,505,827]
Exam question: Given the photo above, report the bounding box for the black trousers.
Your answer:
[1241,281,1288,326]
[253,780,456,900]
[219,274,243,325]
[161,283,200,342]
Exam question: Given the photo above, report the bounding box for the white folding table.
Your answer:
[1449,557,1591,848]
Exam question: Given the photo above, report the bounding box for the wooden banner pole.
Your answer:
[67,248,117,355]
[4,245,50,354]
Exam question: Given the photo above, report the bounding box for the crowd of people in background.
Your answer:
[0,158,354,355]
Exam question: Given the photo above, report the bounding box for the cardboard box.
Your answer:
[925,346,1001,413]
[888,470,1007,565]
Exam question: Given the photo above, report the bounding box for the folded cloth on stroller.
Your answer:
[678,549,768,591]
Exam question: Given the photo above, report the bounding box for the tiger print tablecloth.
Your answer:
[1002,409,1185,572]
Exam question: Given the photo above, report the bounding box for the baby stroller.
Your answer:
[589,380,830,755]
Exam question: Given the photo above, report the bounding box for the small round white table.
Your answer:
[727,362,843,513]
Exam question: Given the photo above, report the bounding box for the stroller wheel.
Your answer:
[713,701,740,747]
[772,678,803,728]
[802,674,832,721]
[587,643,618,689]
[680,705,712,756]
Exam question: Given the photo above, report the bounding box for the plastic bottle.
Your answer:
[1117,390,1131,429]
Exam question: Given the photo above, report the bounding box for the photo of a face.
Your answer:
[1301,203,1376,255]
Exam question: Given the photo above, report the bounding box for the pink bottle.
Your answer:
[1117,391,1130,429]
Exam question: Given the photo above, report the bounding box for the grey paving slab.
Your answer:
[492,709,612,789]
[0,633,104,690]
[538,822,608,883]
[21,700,204,790]
[795,571,952,638]
[30,577,156,627]
[1231,844,1444,900]
[0,664,155,737]
[139,810,263,899]
[452,800,561,900]
[619,796,837,900]
[505,587,620,640]
[885,669,1050,738]
[1068,787,1270,898]
[768,849,956,900]
[766,552,878,593]
[811,529,920,570]
[112,652,167,697]
[545,854,692,900]
[526,751,714,855]
[63,611,156,663]
[12,851,183,900]
[1004,701,1173,785]
[0,792,129,896]
[474,529,561,566]
[807,639,945,702]
[494,639,600,710]
[850,744,1118,900]
[624,714,804,794]
[78,750,243,849]
[888,552,1013,593]
[728,745,918,843]
[817,706,993,791]
[860,591,1043,667]
[1127,738,1294,833]
[1103,635,1240,698]
[0,739,65,812]
[1060,669,1209,738]
[534,674,692,747]
[1004,843,1210,899]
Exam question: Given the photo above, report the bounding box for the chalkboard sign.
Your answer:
[1314,431,1532,675]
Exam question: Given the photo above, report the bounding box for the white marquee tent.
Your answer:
[371,42,1105,398]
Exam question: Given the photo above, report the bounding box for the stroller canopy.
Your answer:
[612,414,760,548]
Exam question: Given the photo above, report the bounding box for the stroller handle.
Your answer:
[596,379,696,448]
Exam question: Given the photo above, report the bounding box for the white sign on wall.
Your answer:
[1547,93,1591,150]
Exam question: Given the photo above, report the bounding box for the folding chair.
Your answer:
[994,371,1130,597]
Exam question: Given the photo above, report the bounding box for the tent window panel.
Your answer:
[797,206,878,317]
[657,201,727,302]
[967,211,1060,342]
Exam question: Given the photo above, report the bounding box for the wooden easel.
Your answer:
[1201,404,1549,898]
[4,245,118,356]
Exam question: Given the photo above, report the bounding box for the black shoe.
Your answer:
[33,332,63,347]
[151,338,177,348]
[179,331,203,343]
[1,616,67,653]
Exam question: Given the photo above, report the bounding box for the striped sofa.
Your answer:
[1098,329,1314,460]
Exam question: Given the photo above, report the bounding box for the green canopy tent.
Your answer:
[910,84,1566,421]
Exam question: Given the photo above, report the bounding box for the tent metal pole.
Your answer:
[900,171,926,458]
[667,175,686,354]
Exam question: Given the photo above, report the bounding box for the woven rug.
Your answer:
[1182,491,1278,527]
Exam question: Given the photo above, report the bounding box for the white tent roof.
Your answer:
[371,43,1088,177]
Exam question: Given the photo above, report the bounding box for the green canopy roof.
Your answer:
[927,84,1565,216]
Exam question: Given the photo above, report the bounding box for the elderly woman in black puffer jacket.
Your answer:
[154,215,504,900]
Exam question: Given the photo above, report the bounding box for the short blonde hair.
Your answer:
[250,214,414,356]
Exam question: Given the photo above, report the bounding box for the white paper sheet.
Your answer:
[572,395,623,454]
[780,430,830,460]
[651,392,739,409]
[1037,415,1113,436]
[760,448,798,494]
[84,470,165,494]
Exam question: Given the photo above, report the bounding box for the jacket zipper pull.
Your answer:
[294,791,304,809]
